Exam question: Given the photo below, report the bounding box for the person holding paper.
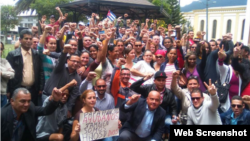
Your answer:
[118,91,166,141]
[70,90,122,141]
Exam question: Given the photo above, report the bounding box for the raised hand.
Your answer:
[86,71,97,81]
[41,15,46,23]
[55,7,60,11]
[43,49,50,55]
[51,87,62,102]
[172,70,180,79]
[146,18,150,23]
[117,58,126,67]
[127,94,141,105]
[204,79,217,95]
[218,44,226,59]
[44,26,52,33]
[97,41,103,48]
[124,13,128,18]
[175,40,181,48]
[63,44,71,53]
[143,73,154,81]
[233,42,243,57]
[68,79,77,87]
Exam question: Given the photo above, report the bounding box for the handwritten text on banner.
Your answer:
[80,108,119,141]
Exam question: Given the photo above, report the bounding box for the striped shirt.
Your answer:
[37,44,57,83]
[164,63,176,89]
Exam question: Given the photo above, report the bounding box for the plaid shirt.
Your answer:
[133,53,144,63]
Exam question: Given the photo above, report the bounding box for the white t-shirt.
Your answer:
[131,60,156,85]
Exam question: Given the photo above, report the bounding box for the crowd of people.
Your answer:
[1,6,250,141]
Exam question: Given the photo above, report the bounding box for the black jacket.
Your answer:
[231,57,250,92]
[120,98,166,141]
[6,47,44,95]
[130,78,177,116]
[1,101,59,141]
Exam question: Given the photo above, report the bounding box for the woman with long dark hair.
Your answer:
[160,47,178,89]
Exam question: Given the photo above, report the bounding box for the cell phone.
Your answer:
[99,31,105,34]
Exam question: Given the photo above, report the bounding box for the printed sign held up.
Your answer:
[79,108,119,141]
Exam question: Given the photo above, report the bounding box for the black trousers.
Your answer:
[118,130,152,141]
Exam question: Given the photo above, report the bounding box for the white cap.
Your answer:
[78,21,85,26]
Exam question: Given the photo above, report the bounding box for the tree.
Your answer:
[15,0,35,14]
[30,0,72,18]
[166,0,185,26]
[1,5,20,34]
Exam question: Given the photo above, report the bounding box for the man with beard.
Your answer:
[79,72,115,110]
[110,58,138,125]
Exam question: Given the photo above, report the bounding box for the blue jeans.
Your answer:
[1,95,7,107]
[101,137,113,141]
[165,114,180,134]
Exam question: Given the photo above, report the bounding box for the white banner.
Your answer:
[79,108,119,141]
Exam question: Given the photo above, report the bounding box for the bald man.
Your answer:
[118,91,166,141]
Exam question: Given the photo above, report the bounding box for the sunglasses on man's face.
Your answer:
[156,56,163,59]
[191,97,201,101]
[231,104,243,108]
[97,85,106,88]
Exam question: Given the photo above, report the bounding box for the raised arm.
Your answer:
[171,70,185,100]
[55,7,64,20]
[129,75,153,98]
[53,44,71,73]
[204,79,220,112]
[79,72,96,94]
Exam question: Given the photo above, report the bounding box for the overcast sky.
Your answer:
[0,0,198,6]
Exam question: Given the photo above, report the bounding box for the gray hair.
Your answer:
[12,88,30,100]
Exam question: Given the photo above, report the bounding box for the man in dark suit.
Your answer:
[118,91,166,141]
[1,87,62,141]
[6,29,44,105]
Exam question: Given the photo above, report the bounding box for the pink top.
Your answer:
[186,67,206,92]
[229,72,239,100]
[164,64,176,89]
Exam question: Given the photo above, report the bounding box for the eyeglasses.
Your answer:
[97,85,106,88]
[135,44,142,47]
[69,60,79,64]
[156,56,163,59]
[191,97,201,101]
[231,104,243,108]
[191,46,196,48]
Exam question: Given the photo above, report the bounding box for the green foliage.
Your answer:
[166,0,185,26]
[30,0,72,17]
[1,5,20,33]
[148,0,185,27]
